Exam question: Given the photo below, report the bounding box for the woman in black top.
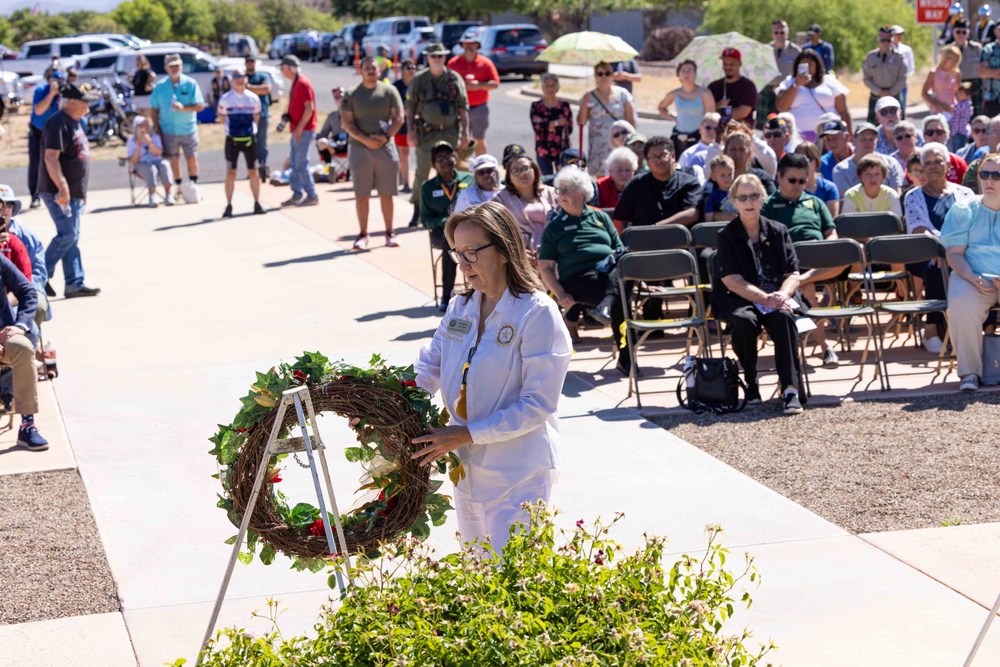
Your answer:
[131,54,156,117]
[712,173,805,415]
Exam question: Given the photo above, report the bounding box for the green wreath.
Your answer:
[210,352,462,572]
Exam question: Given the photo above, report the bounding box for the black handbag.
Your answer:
[676,356,747,414]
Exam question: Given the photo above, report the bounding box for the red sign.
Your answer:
[916,0,953,24]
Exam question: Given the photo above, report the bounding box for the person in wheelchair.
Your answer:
[713,173,805,415]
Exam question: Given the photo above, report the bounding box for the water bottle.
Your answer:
[683,355,696,389]
[43,340,57,379]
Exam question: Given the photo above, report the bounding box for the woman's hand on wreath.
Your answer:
[411,426,473,466]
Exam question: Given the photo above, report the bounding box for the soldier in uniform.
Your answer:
[863,26,908,124]
[406,41,470,227]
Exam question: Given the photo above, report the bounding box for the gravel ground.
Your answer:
[0,470,120,625]
[653,391,1000,534]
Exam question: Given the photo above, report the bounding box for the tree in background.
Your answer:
[702,0,932,72]
[206,0,267,47]
[63,10,125,36]
[0,17,13,48]
[157,0,215,44]
[7,9,71,43]
[258,0,306,40]
[111,0,173,43]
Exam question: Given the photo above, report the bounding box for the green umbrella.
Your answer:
[674,32,780,90]
[536,31,639,153]
[536,31,639,65]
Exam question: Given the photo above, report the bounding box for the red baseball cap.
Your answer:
[722,47,742,61]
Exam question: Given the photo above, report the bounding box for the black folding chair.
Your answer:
[620,224,702,315]
[835,212,906,303]
[617,249,711,407]
[865,234,952,388]
[794,239,887,395]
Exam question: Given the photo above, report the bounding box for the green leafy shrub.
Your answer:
[183,504,774,666]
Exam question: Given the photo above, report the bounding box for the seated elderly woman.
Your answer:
[903,142,976,353]
[942,153,1000,392]
[126,116,174,207]
[712,173,805,415]
[596,147,637,209]
[538,166,624,347]
[922,114,969,184]
[492,154,557,249]
[610,120,637,151]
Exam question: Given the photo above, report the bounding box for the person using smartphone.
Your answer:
[776,50,852,142]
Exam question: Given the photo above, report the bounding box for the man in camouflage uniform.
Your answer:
[406,41,470,226]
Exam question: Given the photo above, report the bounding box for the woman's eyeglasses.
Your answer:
[980,170,1000,181]
[595,71,612,77]
[734,193,762,202]
[703,125,717,132]
[894,133,914,140]
[509,166,532,176]
[925,128,947,136]
[554,187,574,195]
[448,242,494,264]
[612,130,629,138]
[973,127,987,134]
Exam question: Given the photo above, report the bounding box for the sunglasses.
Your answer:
[973,127,987,134]
[980,170,1000,180]
[784,177,808,185]
[612,131,629,138]
[894,133,914,140]
[764,131,785,138]
[703,125,717,132]
[403,65,417,70]
[878,108,899,116]
[773,30,787,35]
[925,128,947,136]
[954,29,969,34]
[734,193,762,202]
[510,166,533,175]
[595,71,612,77]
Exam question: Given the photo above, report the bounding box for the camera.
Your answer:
[275,113,291,132]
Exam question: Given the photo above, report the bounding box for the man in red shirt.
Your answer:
[447,33,499,157]
[280,55,319,207]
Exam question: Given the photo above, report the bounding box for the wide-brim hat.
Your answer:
[423,42,451,56]
[0,184,22,217]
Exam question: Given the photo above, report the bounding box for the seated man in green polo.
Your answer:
[761,152,843,368]
[421,141,473,311]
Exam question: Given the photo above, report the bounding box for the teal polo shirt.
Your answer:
[150,74,206,136]
[760,192,834,243]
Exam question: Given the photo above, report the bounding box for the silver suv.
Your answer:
[72,44,219,99]
[361,16,431,58]
[15,36,123,77]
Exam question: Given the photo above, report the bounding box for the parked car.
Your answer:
[0,44,17,59]
[72,44,220,100]
[401,27,435,66]
[292,31,317,61]
[215,57,286,99]
[268,34,294,60]
[72,33,150,49]
[226,34,259,58]
[361,16,431,58]
[338,23,369,64]
[434,21,482,52]
[14,35,123,77]
[320,32,342,62]
[452,24,548,78]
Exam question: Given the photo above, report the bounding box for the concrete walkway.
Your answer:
[2,180,1000,665]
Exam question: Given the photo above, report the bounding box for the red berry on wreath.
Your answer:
[309,518,325,536]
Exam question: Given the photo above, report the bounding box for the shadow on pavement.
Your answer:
[392,329,437,342]
[154,218,228,232]
[262,249,351,267]
[356,305,440,322]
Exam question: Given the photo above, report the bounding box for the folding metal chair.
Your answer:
[617,249,711,407]
[835,212,906,303]
[794,239,887,395]
[690,221,728,251]
[865,234,952,388]
[619,224,702,313]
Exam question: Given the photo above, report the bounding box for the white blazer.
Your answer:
[415,288,572,503]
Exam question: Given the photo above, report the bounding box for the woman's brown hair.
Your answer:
[445,201,543,299]
[504,155,542,197]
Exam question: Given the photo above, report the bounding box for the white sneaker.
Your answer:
[164,193,174,206]
[959,374,979,392]
[148,195,157,208]
[923,335,944,354]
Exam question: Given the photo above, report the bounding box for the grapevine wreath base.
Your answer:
[211,353,458,569]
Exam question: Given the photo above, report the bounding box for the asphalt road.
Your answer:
[0,58,676,195]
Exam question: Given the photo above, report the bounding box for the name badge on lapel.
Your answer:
[432,189,445,197]
[447,318,472,335]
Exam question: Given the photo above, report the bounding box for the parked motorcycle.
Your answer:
[82,77,137,146]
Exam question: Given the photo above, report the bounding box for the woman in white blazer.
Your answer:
[413,201,573,556]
